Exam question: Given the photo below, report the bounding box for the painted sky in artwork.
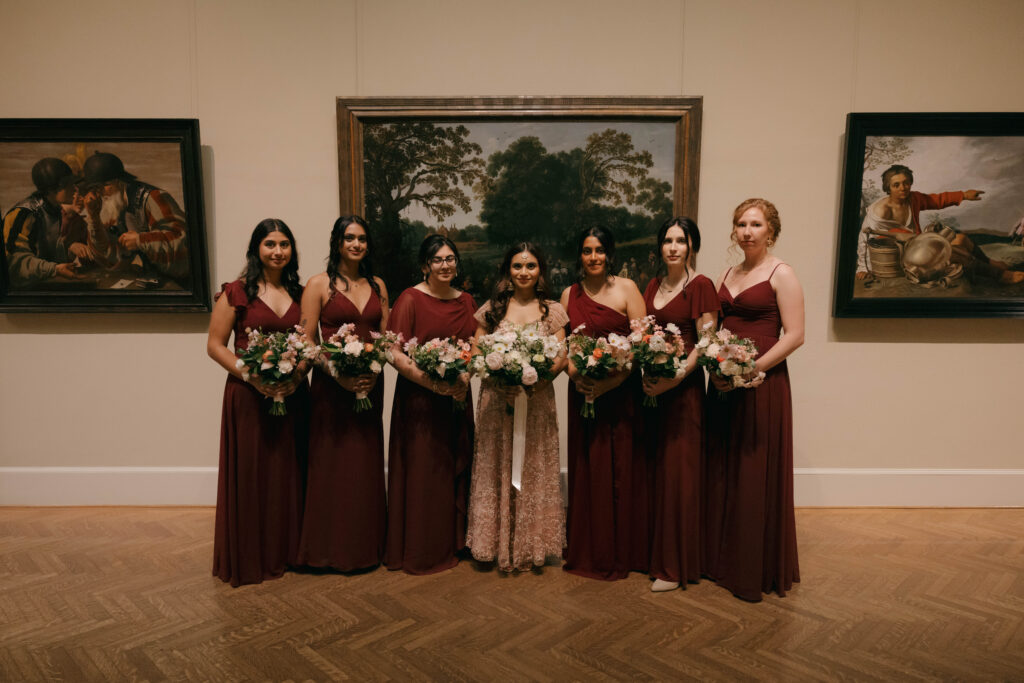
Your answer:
[863,135,1024,234]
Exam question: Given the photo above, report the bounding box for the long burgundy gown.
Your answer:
[296,286,386,571]
[642,275,719,586]
[703,265,800,601]
[213,280,308,587]
[385,287,476,574]
[564,283,651,580]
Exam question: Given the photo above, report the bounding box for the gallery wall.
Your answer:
[2,0,1022,505]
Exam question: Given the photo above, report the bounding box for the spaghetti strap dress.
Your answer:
[642,275,719,586]
[212,280,309,587]
[296,286,386,571]
[703,264,799,601]
[385,287,477,575]
[564,283,651,580]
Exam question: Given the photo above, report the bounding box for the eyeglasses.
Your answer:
[430,256,458,266]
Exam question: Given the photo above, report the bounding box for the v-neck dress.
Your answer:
[563,283,651,580]
[297,286,386,571]
[703,267,799,601]
[642,275,719,586]
[213,279,309,587]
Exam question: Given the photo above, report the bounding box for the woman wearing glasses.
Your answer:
[384,235,477,574]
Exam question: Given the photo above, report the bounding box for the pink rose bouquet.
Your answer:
[566,324,633,418]
[319,326,401,412]
[235,326,317,415]
[404,336,473,411]
[694,322,763,390]
[628,315,688,407]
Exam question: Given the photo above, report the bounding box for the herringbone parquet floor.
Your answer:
[2,507,1023,681]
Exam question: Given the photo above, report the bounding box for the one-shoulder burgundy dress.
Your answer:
[213,280,308,587]
[642,275,719,586]
[385,287,476,575]
[703,266,799,601]
[297,286,386,571]
[563,283,651,580]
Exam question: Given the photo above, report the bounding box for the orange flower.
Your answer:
[364,342,374,353]
[460,350,472,361]
[642,334,651,342]
[262,350,273,360]
[592,348,604,359]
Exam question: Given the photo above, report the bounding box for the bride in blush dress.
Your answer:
[704,198,805,602]
[467,243,568,572]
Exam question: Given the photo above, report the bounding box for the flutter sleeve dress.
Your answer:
[212,279,308,587]
[642,275,719,586]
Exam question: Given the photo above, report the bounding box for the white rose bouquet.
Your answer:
[472,320,561,414]
[235,326,317,415]
[318,325,401,412]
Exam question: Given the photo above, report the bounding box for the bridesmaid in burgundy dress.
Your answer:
[704,198,805,601]
[296,216,389,571]
[207,219,309,587]
[560,226,648,580]
[641,217,719,592]
[385,235,476,574]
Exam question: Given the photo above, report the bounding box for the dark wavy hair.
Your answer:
[575,225,616,281]
[418,234,463,286]
[483,242,552,331]
[240,218,302,302]
[326,215,381,299]
[654,216,702,277]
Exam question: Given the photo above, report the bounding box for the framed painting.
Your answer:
[337,96,702,301]
[833,112,1024,318]
[0,118,210,312]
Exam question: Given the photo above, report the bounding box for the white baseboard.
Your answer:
[1,467,1022,507]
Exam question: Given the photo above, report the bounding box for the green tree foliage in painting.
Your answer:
[362,122,486,288]
[361,122,673,297]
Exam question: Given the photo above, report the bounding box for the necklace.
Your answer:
[659,270,690,294]
[581,280,605,297]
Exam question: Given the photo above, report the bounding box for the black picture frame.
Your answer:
[833,112,1024,318]
[0,118,211,312]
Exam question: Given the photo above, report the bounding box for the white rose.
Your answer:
[344,340,363,356]
[706,343,721,358]
[486,352,504,370]
[719,359,739,376]
[235,359,245,370]
[370,360,382,374]
[278,359,294,374]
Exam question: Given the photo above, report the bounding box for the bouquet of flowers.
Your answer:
[319,326,401,412]
[404,336,473,410]
[472,321,562,413]
[235,326,317,415]
[565,324,633,418]
[628,315,688,407]
[694,322,763,390]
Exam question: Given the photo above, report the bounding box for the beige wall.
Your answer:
[2,1,1023,493]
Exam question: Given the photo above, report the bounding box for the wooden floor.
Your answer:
[2,508,1023,681]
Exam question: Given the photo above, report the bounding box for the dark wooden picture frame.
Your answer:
[833,112,1024,318]
[337,96,702,300]
[0,118,211,312]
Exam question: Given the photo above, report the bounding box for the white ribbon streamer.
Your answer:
[511,390,529,491]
